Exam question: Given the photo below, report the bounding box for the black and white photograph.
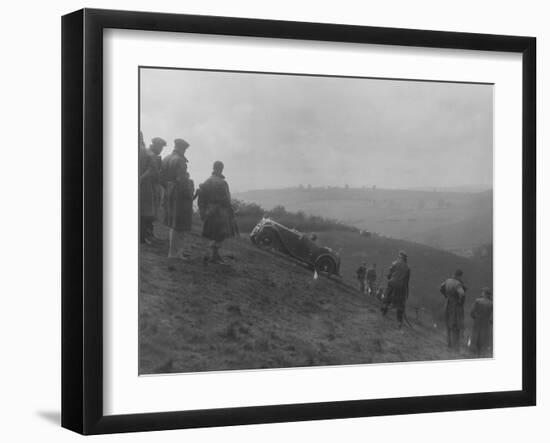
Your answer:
[138,67,494,375]
[0,0,546,439]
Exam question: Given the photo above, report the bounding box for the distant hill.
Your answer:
[139,222,489,374]
[234,187,493,252]
[406,185,492,193]
[406,209,492,252]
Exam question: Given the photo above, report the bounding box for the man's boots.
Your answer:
[210,245,224,263]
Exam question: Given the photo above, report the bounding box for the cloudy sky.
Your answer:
[140,68,493,192]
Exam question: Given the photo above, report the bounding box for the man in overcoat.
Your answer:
[139,135,165,243]
[366,263,377,296]
[197,161,238,263]
[381,251,411,328]
[356,262,367,293]
[139,131,148,243]
[439,269,467,350]
[162,138,194,259]
[470,287,493,357]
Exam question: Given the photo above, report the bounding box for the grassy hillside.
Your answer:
[234,187,493,251]
[406,209,492,252]
[139,224,482,375]
[313,230,492,329]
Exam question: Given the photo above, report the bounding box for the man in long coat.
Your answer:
[440,269,467,350]
[381,251,410,328]
[162,138,194,259]
[139,135,165,243]
[366,263,377,296]
[139,131,148,243]
[356,262,367,293]
[470,287,493,357]
[197,161,238,263]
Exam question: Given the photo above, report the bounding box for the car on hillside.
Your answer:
[250,217,341,276]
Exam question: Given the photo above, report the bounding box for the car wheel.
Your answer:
[258,229,277,248]
[316,256,336,275]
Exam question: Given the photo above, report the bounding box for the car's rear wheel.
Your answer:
[316,256,336,275]
[257,229,277,248]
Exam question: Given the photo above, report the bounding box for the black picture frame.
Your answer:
[61,8,536,435]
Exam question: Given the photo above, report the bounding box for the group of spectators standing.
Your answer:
[356,253,493,357]
[357,251,410,328]
[439,269,493,357]
[139,132,238,264]
[356,262,377,295]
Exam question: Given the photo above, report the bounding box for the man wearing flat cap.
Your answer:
[197,161,238,263]
[381,250,411,328]
[162,138,194,259]
[139,134,166,244]
[470,287,493,357]
[439,269,467,350]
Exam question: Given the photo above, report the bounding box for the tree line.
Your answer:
[232,200,358,234]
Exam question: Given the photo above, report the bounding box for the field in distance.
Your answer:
[235,186,493,254]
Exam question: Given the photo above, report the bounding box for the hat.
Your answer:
[454,268,464,277]
[151,137,167,147]
[174,138,190,149]
[398,250,408,259]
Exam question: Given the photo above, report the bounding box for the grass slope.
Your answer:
[406,209,492,250]
[316,230,492,328]
[139,226,475,375]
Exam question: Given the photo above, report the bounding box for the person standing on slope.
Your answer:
[366,262,377,296]
[197,161,238,263]
[140,135,166,244]
[381,251,411,328]
[162,138,195,259]
[470,287,493,357]
[439,269,467,351]
[356,262,367,293]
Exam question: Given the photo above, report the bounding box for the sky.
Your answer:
[140,68,493,193]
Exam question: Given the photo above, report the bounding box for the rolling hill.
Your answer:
[234,187,493,252]
[139,223,487,374]
[406,209,492,252]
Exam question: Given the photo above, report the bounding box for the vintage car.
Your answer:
[250,217,341,276]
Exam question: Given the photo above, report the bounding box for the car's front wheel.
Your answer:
[315,256,337,275]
